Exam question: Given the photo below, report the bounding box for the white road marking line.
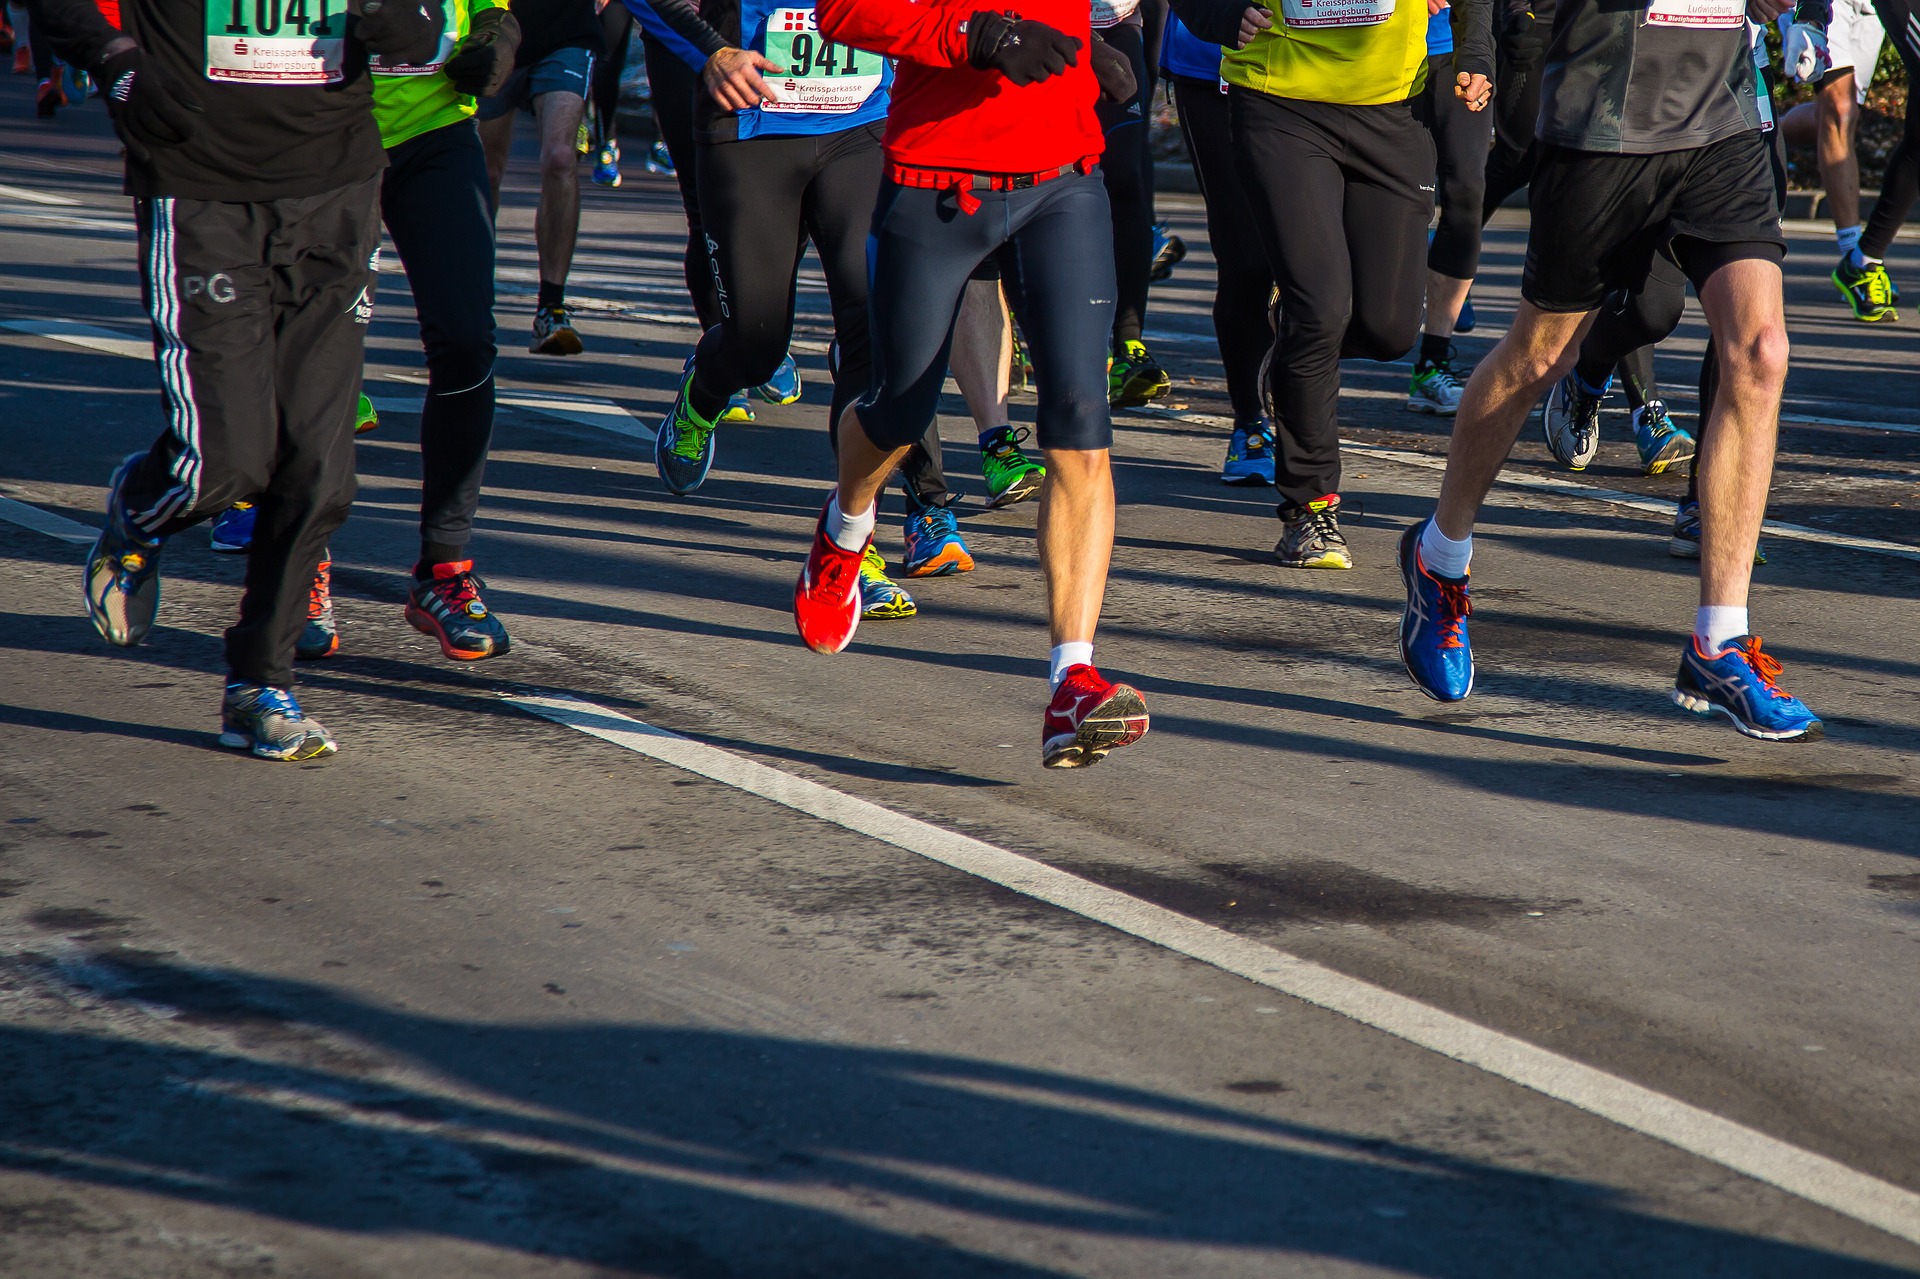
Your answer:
[0,183,81,207]
[0,318,151,361]
[1128,406,1920,564]
[1780,410,1920,437]
[0,494,95,543]
[510,691,1920,1248]
[367,391,656,443]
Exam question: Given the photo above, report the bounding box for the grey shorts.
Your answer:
[475,45,593,120]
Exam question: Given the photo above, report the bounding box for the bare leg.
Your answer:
[1433,302,1594,539]
[1692,257,1788,610]
[478,112,513,212]
[1816,75,1862,233]
[532,92,585,291]
[950,278,1013,430]
[833,404,911,519]
[1423,271,1474,342]
[1036,449,1115,647]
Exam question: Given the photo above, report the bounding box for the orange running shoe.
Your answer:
[296,558,339,660]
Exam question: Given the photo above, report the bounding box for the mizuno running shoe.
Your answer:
[1042,664,1149,769]
[209,502,256,553]
[296,556,339,660]
[1108,339,1172,408]
[405,560,511,660]
[794,500,867,654]
[656,360,720,495]
[979,425,1046,507]
[755,350,802,405]
[1672,634,1823,741]
[85,453,164,647]
[219,683,337,761]
[1221,419,1275,486]
[903,503,974,577]
[1833,255,1898,323]
[1542,372,1604,470]
[1633,400,1694,476]
[858,546,917,620]
[1398,518,1473,702]
[1275,494,1352,569]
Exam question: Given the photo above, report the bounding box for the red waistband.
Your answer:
[887,157,1098,214]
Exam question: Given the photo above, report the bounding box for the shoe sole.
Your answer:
[295,637,339,660]
[1670,687,1823,742]
[404,602,508,661]
[218,729,338,761]
[861,600,917,620]
[1642,449,1693,476]
[987,474,1045,508]
[530,331,585,356]
[208,540,250,554]
[1274,551,1353,569]
[1042,684,1149,769]
[755,383,803,405]
[1110,378,1172,409]
[904,545,974,577]
[1539,393,1598,470]
[1406,398,1459,417]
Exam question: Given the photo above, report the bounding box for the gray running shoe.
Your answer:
[84,453,165,646]
[1541,374,1604,470]
[1274,494,1353,569]
[219,684,337,761]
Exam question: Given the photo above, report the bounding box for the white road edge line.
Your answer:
[0,183,82,207]
[510,690,1920,1249]
[1129,405,1920,564]
[0,494,95,543]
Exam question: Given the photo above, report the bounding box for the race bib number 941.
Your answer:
[760,8,881,114]
[205,0,346,83]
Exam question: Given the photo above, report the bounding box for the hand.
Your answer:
[443,6,519,96]
[1783,22,1831,82]
[1746,0,1790,20]
[1455,70,1492,111]
[1500,6,1541,62]
[702,46,783,110]
[1427,0,1448,16]
[356,0,447,65]
[97,45,201,164]
[965,10,1081,85]
[1089,36,1136,102]
[1236,4,1272,47]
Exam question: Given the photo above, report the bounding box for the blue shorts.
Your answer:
[475,46,594,120]
[858,172,1116,454]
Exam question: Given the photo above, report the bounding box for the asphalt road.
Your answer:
[1,78,1918,1278]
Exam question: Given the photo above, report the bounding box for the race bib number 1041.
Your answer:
[205,0,346,84]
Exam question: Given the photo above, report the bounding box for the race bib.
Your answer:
[1645,0,1745,28]
[372,32,456,75]
[1091,0,1141,28]
[205,0,345,83]
[1279,0,1394,30]
[759,8,882,114]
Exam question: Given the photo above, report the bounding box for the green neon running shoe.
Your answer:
[354,392,378,435]
[1108,339,1171,408]
[655,359,721,495]
[979,425,1046,508]
[1833,255,1898,323]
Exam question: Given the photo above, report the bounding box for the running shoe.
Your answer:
[721,391,754,422]
[209,502,256,553]
[405,560,511,660]
[1672,634,1823,741]
[858,546,918,619]
[1668,499,1767,564]
[645,140,676,175]
[574,118,591,155]
[1398,519,1474,702]
[1833,255,1898,323]
[1108,339,1171,408]
[219,683,337,761]
[755,350,802,405]
[1541,372,1604,471]
[1407,353,1466,416]
[655,360,720,495]
[1274,494,1352,569]
[980,425,1047,507]
[1455,294,1476,334]
[296,557,339,660]
[354,392,379,435]
[1041,664,1149,769]
[530,303,584,355]
[35,76,63,117]
[1221,419,1275,486]
[84,454,164,647]
[902,503,974,577]
[592,142,622,188]
[1633,400,1694,476]
[1149,223,1187,282]
[12,46,30,76]
[793,500,867,654]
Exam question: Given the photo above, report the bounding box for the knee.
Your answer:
[1343,308,1420,362]
[539,147,576,186]
[1726,323,1789,390]
[426,341,495,395]
[1281,307,1349,354]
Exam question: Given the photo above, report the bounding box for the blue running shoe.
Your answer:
[644,139,676,175]
[592,142,622,188]
[1456,294,1476,334]
[1397,519,1473,702]
[85,453,165,647]
[721,390,754,423]
[219,683,338,761]
[1672,635,1823,741]
[655,358,720,495]
[755,350,802,405]
[903,503,975,577]
[1221,419,1276,485]
[209,502,255,553]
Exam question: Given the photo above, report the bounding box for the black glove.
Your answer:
[97,46,201,165]
[1088,35,1134,102]
[1500,4,1541,64]
[965,10,1081,86]
[357,0,447,66]
[443,5,520,96]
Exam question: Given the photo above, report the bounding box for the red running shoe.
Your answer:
[793,501,866,654]
[1042,665,1149,769]
[405,560,511,660]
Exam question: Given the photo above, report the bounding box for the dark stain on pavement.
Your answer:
[1224,1080,1292,1095]
[1868,873,1920,896]
[27,907,130,934]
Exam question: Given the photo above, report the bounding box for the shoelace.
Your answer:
[1732,636,1791,699]
[914,506,959,542]
[670,412,713,460]
[428,569,485,616]
[1434,579,1471,649]
[987,426,1034,460]
[813,542,858,598]
[308,563,331,620]
[1298,505,1344,547]
[1866,268,1895,307]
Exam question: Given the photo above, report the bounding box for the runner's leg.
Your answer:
[1096,22,1169,407]
[531,86,585,307]
[642,36,719,327]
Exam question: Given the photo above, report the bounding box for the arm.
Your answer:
[26,0,131,73]
[1166,0,1259,51]
[649,0,728,59]
[816,0,971,67]
[1449,0,1492,82]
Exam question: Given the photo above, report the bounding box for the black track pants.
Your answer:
[1232,89,1432,507]
[381,119,498,563]
[644,36,720,328]
[1095,21,1154,348]
[1422,53,1490,280]
[1864,0,1920,259]
[121,176,380,688]
[1173,72,1273,423]
[595,2,632,144]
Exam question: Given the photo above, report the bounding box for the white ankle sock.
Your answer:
[1837,224,1864,258]
[824,493,875,553]
[1418,519,1472,579]
[1694,606,1749,654]
[1050,642,1094,688]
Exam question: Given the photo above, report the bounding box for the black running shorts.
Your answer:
[1522,130,1785,313]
